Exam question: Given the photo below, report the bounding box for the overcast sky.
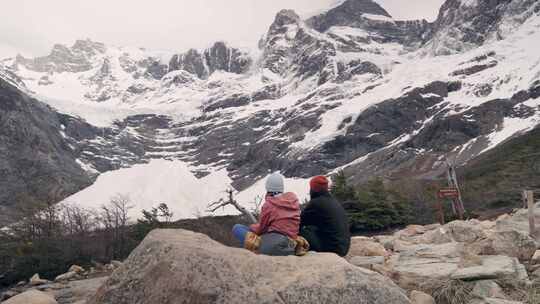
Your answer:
[0,0,444,59]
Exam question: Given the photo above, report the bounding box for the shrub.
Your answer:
[331,172,411,232]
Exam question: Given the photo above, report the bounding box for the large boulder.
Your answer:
[1,290,57,304]
[451,256,529,282]
[467,230,537,260]
[90,229,411,304]
[387,244,529,289]
[395,219,537,261]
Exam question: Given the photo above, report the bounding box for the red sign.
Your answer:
[438,188,459,199]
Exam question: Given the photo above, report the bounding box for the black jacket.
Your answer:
[300,191,351,256]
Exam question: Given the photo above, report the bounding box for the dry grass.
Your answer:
[419,276,540,304]
[421,279,475,304]
[496,278,540,304]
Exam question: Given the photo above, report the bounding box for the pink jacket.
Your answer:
[249,192,300,239]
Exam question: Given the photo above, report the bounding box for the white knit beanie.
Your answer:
[265,172,284,193]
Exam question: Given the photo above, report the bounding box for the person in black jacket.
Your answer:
[300,175,351,257]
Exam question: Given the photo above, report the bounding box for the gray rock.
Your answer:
[68,265,84,274]
[451,256,529,282]
[469,298,524,304]
[110,260,123,268]
[389,255,461,288]
[485,230,537,261]
[348,237,388,257]
[532,250,540,264]
[54,271,78,282]
[349,256,385,269]
[471,280,507,299]
[29,274,50,286]
[1,289,57,304]
[89,229,411,304]
[409,290,435,304]
[52,276,108,304]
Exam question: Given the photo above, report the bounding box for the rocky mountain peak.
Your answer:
[427,0,540,55]
[338,0,391,17]
[306,0,392,32]
[272,9,301,28]
[14,39,107,73]
[168,41,252,79]
[71,39,107,56]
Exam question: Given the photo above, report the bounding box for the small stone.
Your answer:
[69,265,85,274]
[471,280,506,299]
[410,290,435,304]
[54,271,77,282]
[29,274,49,286]
[15,281,26,287]
[110,260,123,268]
[531,250,540,264]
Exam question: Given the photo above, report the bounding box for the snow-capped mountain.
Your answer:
[1,0,539,220]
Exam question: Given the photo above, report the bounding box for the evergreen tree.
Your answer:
[332,173,411,232]
[330,170,356,201]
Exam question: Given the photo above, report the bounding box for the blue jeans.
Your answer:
[232,224,295,256]
[232,224,250,245]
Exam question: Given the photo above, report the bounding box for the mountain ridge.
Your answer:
[1,0,539,221]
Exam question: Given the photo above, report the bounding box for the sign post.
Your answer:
[437,187,462,222]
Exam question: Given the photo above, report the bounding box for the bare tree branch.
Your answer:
[207,189,257,224]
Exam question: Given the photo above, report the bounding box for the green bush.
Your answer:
[331,171,411,232]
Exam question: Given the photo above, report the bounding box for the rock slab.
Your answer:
[1,290,57,304]
[90,229,411,304]
[409,290,435,304]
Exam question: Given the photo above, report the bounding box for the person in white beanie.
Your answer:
[232,172,301,256]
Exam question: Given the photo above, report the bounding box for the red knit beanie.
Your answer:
[310,176,329,193]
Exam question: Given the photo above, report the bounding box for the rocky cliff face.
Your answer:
[1,0,540,217]
[427,0,540,55]
[169,42,252,79]
[0,78,92,224]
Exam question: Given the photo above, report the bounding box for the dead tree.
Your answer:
[523,190,537,239]
[446,162,466,220]
[207,189,257,224]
